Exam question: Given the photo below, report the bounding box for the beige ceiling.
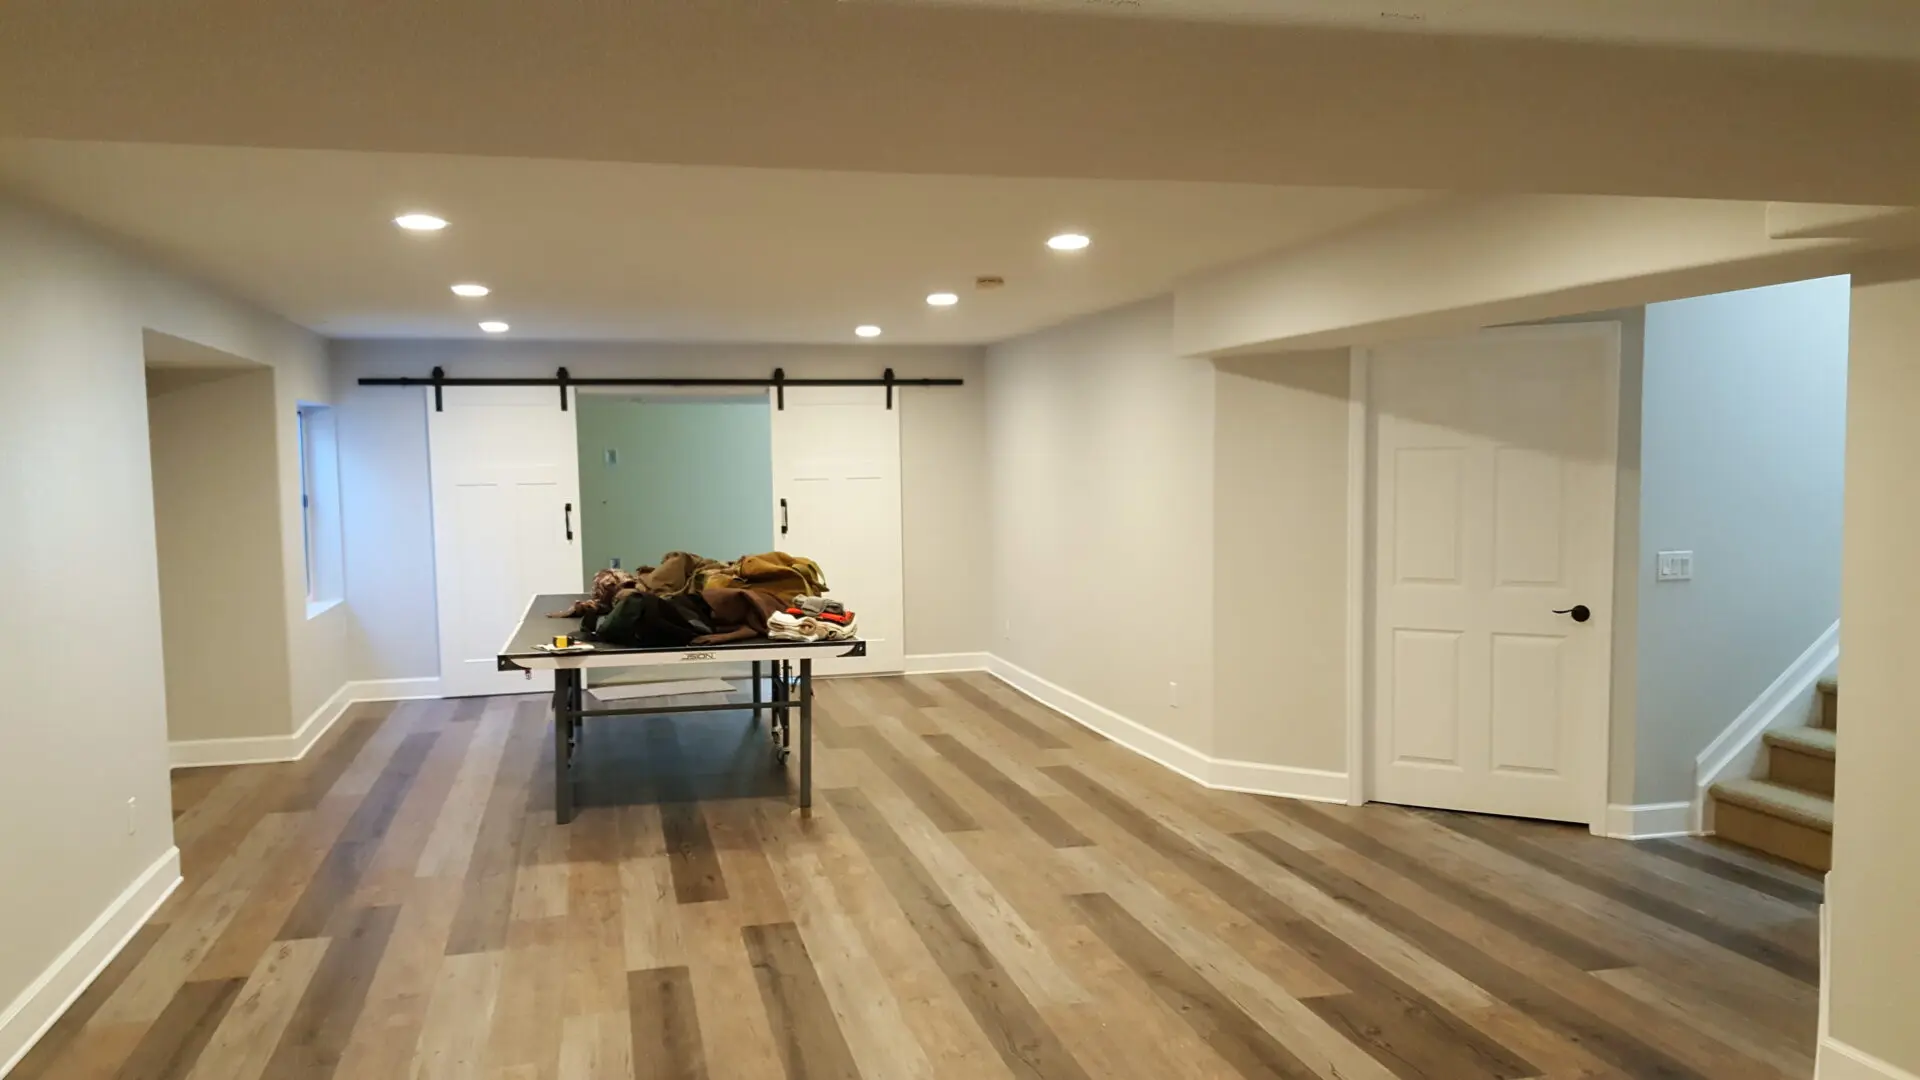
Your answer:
[0,140,1430,344]
[2,3,1915,207]
[857,0,1920,58]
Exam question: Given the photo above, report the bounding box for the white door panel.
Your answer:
[1369,325,1617,825]
[429,388,582,697]
[771,386,905,675]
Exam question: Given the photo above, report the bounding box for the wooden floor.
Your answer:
[18,673,1825,1080]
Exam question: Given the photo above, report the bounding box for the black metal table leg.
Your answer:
[554,668,578,825]
[799,658,813,810]
[774,659,791,756]
[751,660,762,724]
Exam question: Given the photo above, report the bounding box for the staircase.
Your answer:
[1709,678,1836,871]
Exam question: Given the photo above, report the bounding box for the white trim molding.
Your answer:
[1693,620,1840,831]
[986,656,1350,804]
[1819,1040,1920,1080]
[1210,760,1352,803]
[1603,802,1696,840]
[0,846,181,1076]
[169,676,444,769]
[904,653,991,675]
[1344,347,1371,806]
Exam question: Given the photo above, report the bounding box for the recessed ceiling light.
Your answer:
[479,321,510,334]
[855,325,883,339]
[1047,232,1091,252]
[450,283,490,298]
[926,292,959,307]
[394,213,449,231]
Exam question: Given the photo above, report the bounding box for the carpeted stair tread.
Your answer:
[1712,778,1833,833]
[1817,677,1838,696]
[1764,726,1837,760]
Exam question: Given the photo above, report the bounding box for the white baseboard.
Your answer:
[349,676,447,701]
[1694,620,1839,831]
[1603,801,1696,840]
[988,655,1215,786]
[905,653,991,675]
[1209,759,1352,803]
[169,676,444,769]
[984,656,1350,804]
[1819,1039,1920,1080]
[0,846,181,1076]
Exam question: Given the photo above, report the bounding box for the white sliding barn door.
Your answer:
[429,387,582,697]
[1368,325,1618,826]
[771,386,905,675]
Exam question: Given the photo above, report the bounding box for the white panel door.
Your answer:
[1369,325,1618,825]
[429,387,582,697]
[771,386,905,675]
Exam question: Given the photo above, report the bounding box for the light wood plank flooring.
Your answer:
[17,674,1824,1079]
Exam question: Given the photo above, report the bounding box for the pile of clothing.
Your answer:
[769,596,858,642]
[550,551,852,649]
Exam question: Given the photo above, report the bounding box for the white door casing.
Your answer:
[429,387,582,697]
[770,386,906,675]
[1366,324,1618,826]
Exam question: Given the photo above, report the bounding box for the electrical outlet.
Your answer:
[1168,681,1180,708]
[1656,550,1694,582]
[126,796,138,836]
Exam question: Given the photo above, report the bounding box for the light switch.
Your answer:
[1657,550,1694,582]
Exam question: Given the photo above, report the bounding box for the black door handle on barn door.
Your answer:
[779,499,789,536]
[564,503,574,541]
[1553,604,1592,623]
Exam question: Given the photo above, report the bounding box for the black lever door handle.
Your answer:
[779,498,789,536]
[564,502,574,541]
[1553,604,1592,623]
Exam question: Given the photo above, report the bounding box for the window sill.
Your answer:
[306,596,345,620]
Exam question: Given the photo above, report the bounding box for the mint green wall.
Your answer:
[576,396,774,579]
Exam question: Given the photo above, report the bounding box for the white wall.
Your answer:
[1824,276,1920,1080]
[1633,277,1850,804]
[1212,351,1352,772]
[986,298,1218,755]
[148,365,296,742]
[0,194,352,1069]
[328,340,990,677]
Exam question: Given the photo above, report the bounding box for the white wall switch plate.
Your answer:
[126,796,138,836]
[1657,550,1695,582]
[1168,681,1180,708]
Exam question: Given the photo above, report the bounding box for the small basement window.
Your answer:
[298,403,345,617]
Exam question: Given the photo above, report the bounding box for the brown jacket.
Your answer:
[690,587,791,645]
[703,551,828,604]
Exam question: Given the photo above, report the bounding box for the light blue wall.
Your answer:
[1634,275,1849,803]
[575,396,774,577]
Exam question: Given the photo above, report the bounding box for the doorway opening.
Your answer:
[574,391,777,693]
[574,393,774,578]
